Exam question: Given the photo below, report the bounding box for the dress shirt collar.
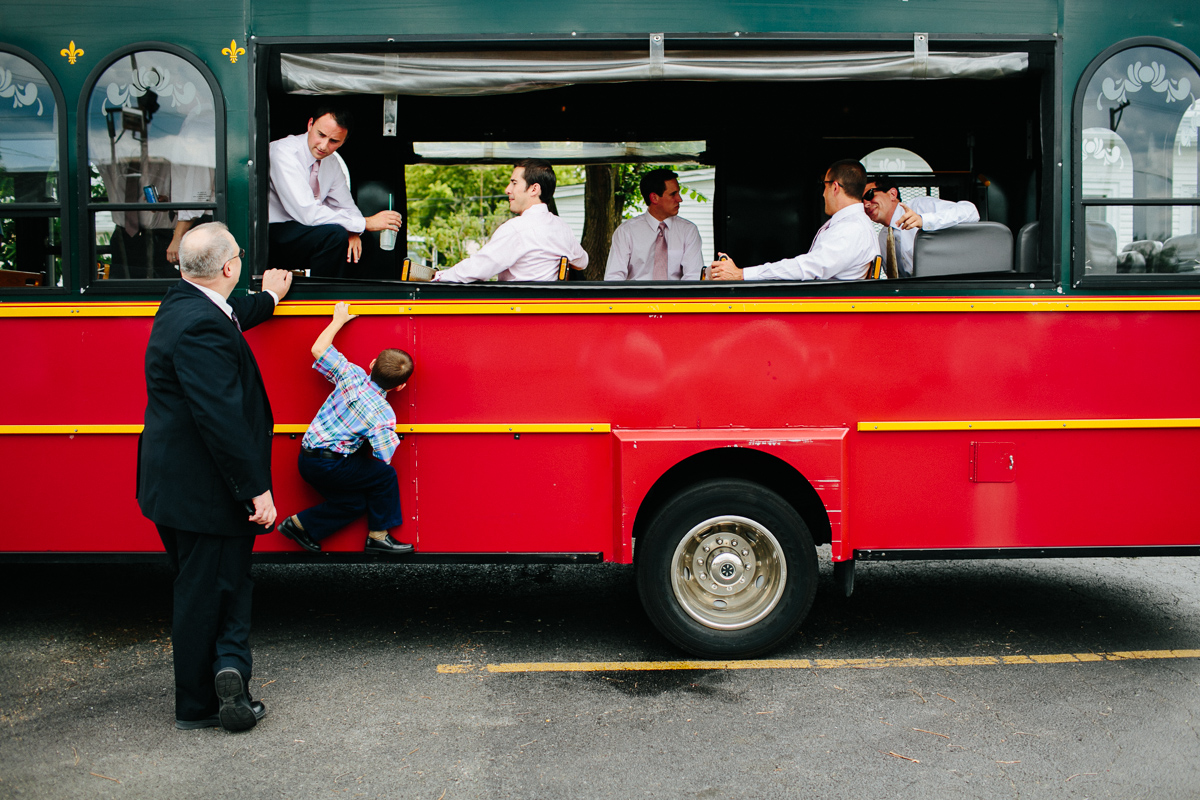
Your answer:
[887,204,905,229]
[830,203,869,226]
[184,278,234,320]
[295,135,319,171]
[642,212,672,233]
[521,202,551,219]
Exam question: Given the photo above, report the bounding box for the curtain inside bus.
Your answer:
[280,50,1029,96]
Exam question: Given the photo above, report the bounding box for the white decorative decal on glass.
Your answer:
[1081,135,1124,167]
[1098,61,1193,109]
[105,66,198,112]
[0,68,43,116]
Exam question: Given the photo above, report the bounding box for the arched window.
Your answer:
[860,147,943,206]
[0,45,67,291]
[1073,39,1200,283]
[78,45,223,286]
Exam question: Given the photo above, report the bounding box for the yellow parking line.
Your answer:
[437,649,1200,674]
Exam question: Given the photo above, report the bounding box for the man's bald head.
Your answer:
[179,222,238,279]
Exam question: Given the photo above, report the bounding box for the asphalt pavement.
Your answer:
[1,550,1198,799]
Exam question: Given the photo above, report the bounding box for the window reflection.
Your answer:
[0,50,60,287]
[1082,47,1198,201]
[87,51,216,279]
[1080,44,1200,278]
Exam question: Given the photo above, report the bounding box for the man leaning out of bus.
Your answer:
[277,302,414,555]
[709,159,880,281]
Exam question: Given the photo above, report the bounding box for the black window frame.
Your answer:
[76,42,226,294]
[1071,36,1200,289]
[251,32,1061,299]
[0,43,70,296]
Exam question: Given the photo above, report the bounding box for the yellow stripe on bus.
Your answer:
[436,648,1200,674]
[0,423,610,435]
[6,296,1200,318]
[858,418,1200,432]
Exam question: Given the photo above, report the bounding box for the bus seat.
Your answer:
[1015,221,1039,272]
[864,255,883,279]
[0,269,44,287]
[556,256,586,281]
[1159,234,1200,274]
[399,259,435,282]
[1084,220,1118,274]
[911,222,1013,277]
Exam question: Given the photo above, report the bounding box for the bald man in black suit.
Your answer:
[137,222,292,732]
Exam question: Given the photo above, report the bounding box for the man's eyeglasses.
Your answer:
[226,248,245,263]
[862,188,881,202]
[822,180,839,190]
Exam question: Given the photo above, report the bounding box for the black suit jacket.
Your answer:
[138,279,277,536]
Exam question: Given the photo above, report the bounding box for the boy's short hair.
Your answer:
[371,348,413,390]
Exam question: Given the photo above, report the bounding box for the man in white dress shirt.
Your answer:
[604,169,703,281]
[862,176,980,278]
[432,160,587,283]
[267,107,403,277]
[709,159,880,281]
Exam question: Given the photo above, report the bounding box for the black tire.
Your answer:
[636,478,818,658]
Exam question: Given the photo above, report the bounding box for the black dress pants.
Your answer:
[269,221,351,277]
[158,525,255,721]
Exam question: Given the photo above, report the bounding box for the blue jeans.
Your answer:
[295,448,403,541]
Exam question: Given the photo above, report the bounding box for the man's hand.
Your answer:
[248,490,276,528]
[365,210,403,233]
[167,234,183,265]
[261,269,293,301]
[709,253,744,281]
[897,203,925,230]
[347,233,362,263]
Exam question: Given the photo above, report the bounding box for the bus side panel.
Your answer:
[408,432,612,555]
[0,434,155,551]
[851,428,1200,550]
[613,429,848,565]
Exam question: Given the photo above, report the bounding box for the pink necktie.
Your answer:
[653,222,668,280]
[810,220,831,250]
[309,161,320,198]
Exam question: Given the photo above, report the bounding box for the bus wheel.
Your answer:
[637,479,818,658]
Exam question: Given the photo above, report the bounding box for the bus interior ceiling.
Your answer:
[266,64,1048,274]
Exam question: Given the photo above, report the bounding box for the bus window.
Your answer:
[83,48,221,285]
[0,48,64,290]
[265,43,1049,289]
[1076,41,1200,281]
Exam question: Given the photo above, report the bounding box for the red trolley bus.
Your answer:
[2,2,1199,656]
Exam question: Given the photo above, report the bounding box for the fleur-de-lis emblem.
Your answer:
[60,41,84,65]
[222,40,245,64]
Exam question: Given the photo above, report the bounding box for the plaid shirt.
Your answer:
[301,345,399,464]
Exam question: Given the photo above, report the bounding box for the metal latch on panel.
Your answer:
[383,54,399,137]
[649,33,665,78]
[970,441,1015,483]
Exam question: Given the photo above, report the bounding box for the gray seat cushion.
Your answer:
[912,222,1014,277]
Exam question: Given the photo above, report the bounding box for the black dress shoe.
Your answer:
[176,701,266,731]
[215,668,258,732]
[278,516,320,553]
[365,534,414,555]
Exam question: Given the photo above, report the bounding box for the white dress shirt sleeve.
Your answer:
[743,206,879,281]
[434,219,520,283]
[605,222,634,281]
[912,196,980,231]
[678,221,704,280]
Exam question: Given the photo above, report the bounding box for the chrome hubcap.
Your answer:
[670,515,787,630]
